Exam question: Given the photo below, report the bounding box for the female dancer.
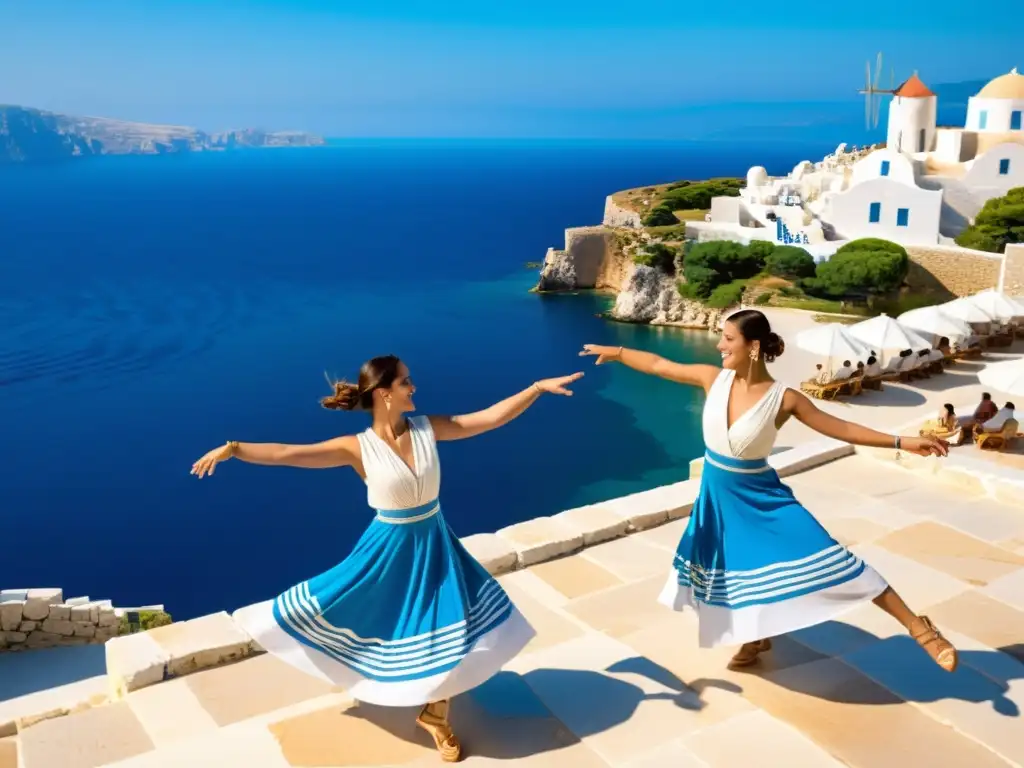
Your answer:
[580,309,957,672]
[191,355,583,762]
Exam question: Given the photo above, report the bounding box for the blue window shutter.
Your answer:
[880,160,890,176]
[897,208,909,227]
[999,158,1011,175]
[869,202,881,223]
[1011,111,1022,130]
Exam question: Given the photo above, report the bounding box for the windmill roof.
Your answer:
[894,73,935,98]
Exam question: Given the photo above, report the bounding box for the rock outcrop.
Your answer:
[611,265,724,328]
[535,219,721,330]
[0,105,326,163]
[602,196,643,229]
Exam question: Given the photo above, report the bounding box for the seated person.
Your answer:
[833,360,854,380]
[916,349,933,370]
[936,403,958,434]
[925,347,944,364]
[937,336,951,356]
[881,353,903,373]
[959,392,999,427]
[813,363,831,384]
[980,401,1016,433]
[899,349,919,372]
[864,355,882,377]
[853,361,865,377]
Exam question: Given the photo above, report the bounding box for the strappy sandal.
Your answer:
[416,700,462,763]
[909,616,958,672]
[728,638,772,669]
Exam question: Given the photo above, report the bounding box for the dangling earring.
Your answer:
[384,395,392,412]
[750,346,760,363]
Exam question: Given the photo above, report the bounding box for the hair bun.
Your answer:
[320,381,362,411]
[763,332,785,362]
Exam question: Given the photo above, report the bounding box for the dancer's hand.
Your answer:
[578,344,622,365]
[900,435,949,457]
[534,372,584,396]
[191,442,235,478]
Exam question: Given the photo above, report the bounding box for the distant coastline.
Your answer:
[0,105,325,164]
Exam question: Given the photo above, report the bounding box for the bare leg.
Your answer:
[873,587,958,672]
[415,699,462,762]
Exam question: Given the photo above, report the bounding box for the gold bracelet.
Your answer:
[617,346,624,359]
[226,440,239,457]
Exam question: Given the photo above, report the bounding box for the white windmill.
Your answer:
[857,52,896,131]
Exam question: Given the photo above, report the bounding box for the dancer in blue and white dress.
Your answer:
[580,309,958,673]
[190,355,583,762]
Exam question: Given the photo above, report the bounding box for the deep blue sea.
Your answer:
[0,132,868,619]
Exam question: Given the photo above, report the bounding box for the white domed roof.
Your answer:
[746,166,768,186]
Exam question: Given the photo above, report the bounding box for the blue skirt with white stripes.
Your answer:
[261,498,533,701]
[660,448,886,646]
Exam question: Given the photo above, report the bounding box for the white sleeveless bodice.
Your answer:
[356,415,441,511]
[702,369,786,460]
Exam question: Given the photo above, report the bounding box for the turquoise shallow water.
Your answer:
[0,141,810,618]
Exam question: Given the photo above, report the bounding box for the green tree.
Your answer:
[811,238,909,298]
[706,279,748,309]
[746,239,776,263]
[766,245,816,279]
[633,242,677,274]
[660,178,743,211]
[955,186,1024,253]
[681,240,763,299]
[642,205,678,227]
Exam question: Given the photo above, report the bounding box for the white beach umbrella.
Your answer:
[897,305,972,342]
[794,323,870,365]
[966,289,1024,322]
[848,313,932,356]
[941,297,997,325]
[978,357,1024,397]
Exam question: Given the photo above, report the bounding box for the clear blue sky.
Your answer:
[1,1,1018,138]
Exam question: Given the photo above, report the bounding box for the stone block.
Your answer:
[106,631,171,699]
[602,488,671,531]
[0,590,27,603]
[48,605,70,621]
[95,626,118,641]
[70,605,92,621]
[18,621,38,633]
[460,533,518,576]
[0,602,23,631]
[98,609,118,627]
[147,611,254,679]
[552,503,630,546]
[495,516,583,567]
[64,596,90,606]
[688,456,704,480]
[73,622,97,638]
[3,632,26,644]
[25,631,64,648]
[40,618,75,636]
[22,589,62,622]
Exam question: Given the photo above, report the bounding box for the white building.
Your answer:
[703,69,1024,253]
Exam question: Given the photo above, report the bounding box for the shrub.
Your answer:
[682,240,764,298]
[746,239,777,263]
[117,609,173,636]
[633,242,677,274]
[754,291,773,305]
[954,186,1024,253]
[766,245,816,279]
[812,238,909,298]
[659,178,743,211]
[642,205,678,227]
[706,279,748,309]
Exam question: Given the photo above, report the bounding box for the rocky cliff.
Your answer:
[0,106,326,163]
[535,217,722,329]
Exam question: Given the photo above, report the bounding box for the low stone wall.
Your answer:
[904,243,1004,297]
[1001,243,1024,295]
[602,196,643,229]
[1,589,118,652]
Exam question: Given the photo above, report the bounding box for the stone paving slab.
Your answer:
[12,453,1024,767]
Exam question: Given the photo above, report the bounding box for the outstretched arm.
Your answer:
[784,389,948,456]
[579,344,719,390]
[191,435,360,478]
[429,373,583,441]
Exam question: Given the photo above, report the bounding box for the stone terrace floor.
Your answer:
[8,453,1024,768]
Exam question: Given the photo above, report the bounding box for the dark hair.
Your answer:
[943,403,955,416]
[867,355,877,365]
[321,355,403,411]
[726,309,785,362]
[982,392,992,400]
[1007,402,1016,410]
[843,360,851,366]
[918,349,928,357]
